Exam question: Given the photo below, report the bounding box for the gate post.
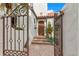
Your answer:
[2,16,5,56]
[54,12,64,56]
[26,4,29,56]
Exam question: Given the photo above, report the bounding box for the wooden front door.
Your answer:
[54,15,63,56]
[38,21,44,36]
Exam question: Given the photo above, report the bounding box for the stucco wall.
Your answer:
[33,3,47,16]
[63,3,78,56]
[77,3,79,56]
[29,10,37,45]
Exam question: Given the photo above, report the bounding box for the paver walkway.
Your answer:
[29,36,54,56]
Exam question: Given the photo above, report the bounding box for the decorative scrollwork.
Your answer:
[10,4,28,30]
[19,6,27,15]
[12,4,28,16]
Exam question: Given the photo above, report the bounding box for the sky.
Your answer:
[47,3,65,12]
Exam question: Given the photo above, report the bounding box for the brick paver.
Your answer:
[29,36,54,56]
[29,44,54,56]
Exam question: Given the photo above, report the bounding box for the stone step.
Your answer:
[32,40,51,45]
[33,39,48,42]
[34,36,46,39]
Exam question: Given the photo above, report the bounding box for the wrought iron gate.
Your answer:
[3,4,29,56]
[54,12,63,56]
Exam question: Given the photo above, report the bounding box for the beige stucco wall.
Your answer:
[77,3,79,56]
[63,3,78,56]
[29,10,37,45]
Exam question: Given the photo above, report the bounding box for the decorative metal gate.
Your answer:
[3,4,29,56]
[54,12,64,56]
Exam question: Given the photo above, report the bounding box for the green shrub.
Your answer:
[48,36,54,45]
[46,22,53,34]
